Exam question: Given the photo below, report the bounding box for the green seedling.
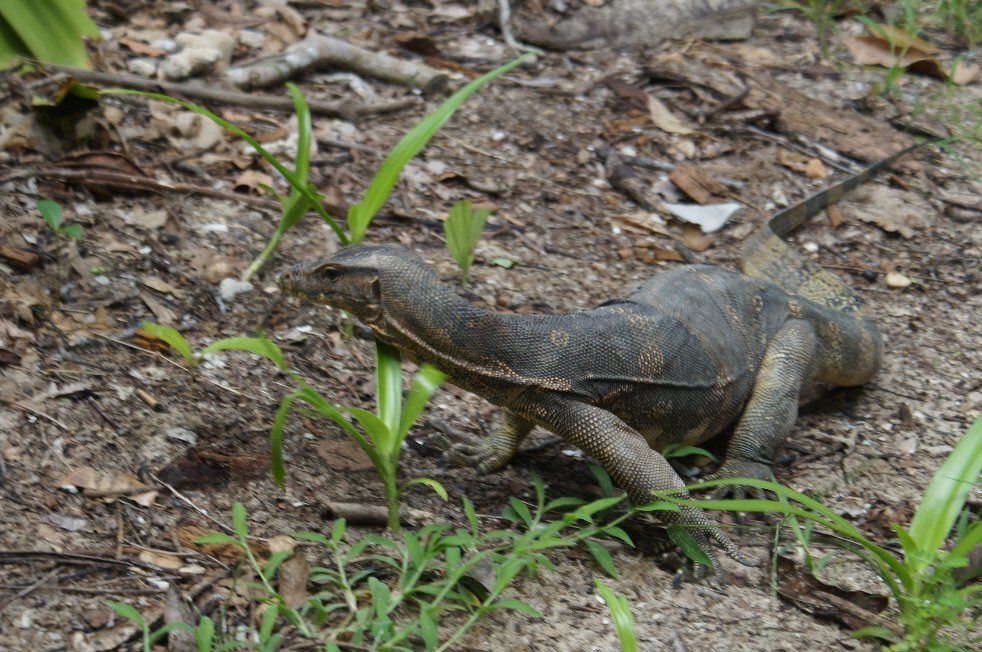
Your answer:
[444,199,492,285]
[0,0,100,69]
[37,198,82,241]
[595,578,638,652]
[102,53,531,281]
[105,601,192,652]
[347,54,531,244]
[658,416,982,650]
[140,322,281,426]
[141,323,446,533]
[156,482,648,650]
[271,340,447,532]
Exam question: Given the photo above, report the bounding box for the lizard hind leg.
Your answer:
[707,319,819,500]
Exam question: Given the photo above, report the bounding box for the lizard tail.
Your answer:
[740,143,925,318]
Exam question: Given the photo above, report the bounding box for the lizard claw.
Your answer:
[426,419,507,474]
[704,460,773,501]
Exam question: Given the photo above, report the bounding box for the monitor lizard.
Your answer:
[278,143,924,573]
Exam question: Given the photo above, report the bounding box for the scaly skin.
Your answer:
[278,146,921,573]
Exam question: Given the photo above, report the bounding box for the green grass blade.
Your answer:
[444,200,491,285]
[345,405,394,453]
[397,364,446,440]
[199,335,286,369]
[269,390,300,488]
[232,502,248,539]
[101,88,346,243]
[908,416,982,570]
[594,579,637,652]
[585,540,618,577]
[347,53,531,242]
[375,339,402,436]
[1,0,99,68]
[140,321,193,363]
[402,477,448,500]
[105,601,146,629]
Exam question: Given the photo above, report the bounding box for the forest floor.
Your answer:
[0,1,979,650]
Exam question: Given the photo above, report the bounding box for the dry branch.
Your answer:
[43,64,418,119]
[227,33,449,91]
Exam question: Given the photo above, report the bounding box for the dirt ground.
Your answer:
[1,2,979,651]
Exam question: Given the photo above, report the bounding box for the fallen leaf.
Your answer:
[681,222,715,251]
[141,290,177,323]
[843,30,978,85]
[778,148,828,179]
[609,212,672,237]
[669,164,728,203]
[57,466,152,496]
[138,550,183,569]
[646,95,696,135]
[277,554,310,609]
[118,37,167,56]
[663,202,742,233]
[141,275,183,296]
[234,169,274,194]
[826,204,843,227]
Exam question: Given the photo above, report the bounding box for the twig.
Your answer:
[0,550,183,575]
[497,0,521,50]
[0,397,71,431]
[43,64,420,118]
[150,473,232,535]
[741,126,856,174]
[227,33,448,91]
[3,167,282,212]
[0,584,164,596]
[95,334,247,399]
[0,567,62,612]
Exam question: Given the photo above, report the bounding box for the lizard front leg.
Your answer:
[708,319,819,499]
[440,409,534,474]
[526,393,742,574]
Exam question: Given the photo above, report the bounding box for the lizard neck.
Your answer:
[374,267,551,394]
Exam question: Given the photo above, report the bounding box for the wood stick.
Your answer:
[43,64,419,119]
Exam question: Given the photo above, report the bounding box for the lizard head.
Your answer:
[277,244,428,326]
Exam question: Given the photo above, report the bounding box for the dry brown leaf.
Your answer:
[278,554,310,609]
[141,276,183,296]
[141,291,177,323]
[681,223,715,251]
[804,157,828,179]
[669,164,728,203]
[647,95,695,135]
[130,490,159,507]
[846,185,932,239]
[138,550,183,569]
[57,466,151,496]
[118,36,167,56]
[844,31,978,85]
[234,169,274,194]
[778,147,828,179]
[827,204,844,228]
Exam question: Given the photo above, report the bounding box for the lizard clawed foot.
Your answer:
[703,460,774,501]
[426,419,510,474]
